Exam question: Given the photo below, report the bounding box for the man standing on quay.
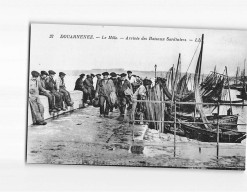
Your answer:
[95,72,115,117]
[117,73,133,118]
[83,74,94,104]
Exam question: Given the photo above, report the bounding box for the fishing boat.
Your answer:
[176,113,238,129]
[178,34,246,143]
[180,123,246,143]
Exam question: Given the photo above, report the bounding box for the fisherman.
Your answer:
[57,72,74,107]
[38,71,57,112]
[92,73,98,92]
[90,74,96,98]
[29,71,47,125]
[95,73,102,92]
[95,72,115,117]
[127,70,138,93]
[74,73,88,106]
[74,74,86,91]
[131,79,147,123]
[83,74,94,104]
[133,75,142,92]
[109,72,118,111]
[126,70,136,84]
[45,70,65,111]
[117,73,133,117]
[109,72,118,87]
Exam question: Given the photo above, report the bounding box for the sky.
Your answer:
[30,23,247,76]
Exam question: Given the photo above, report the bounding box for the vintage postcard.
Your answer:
[27,23,246,170]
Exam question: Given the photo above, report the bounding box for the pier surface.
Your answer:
[27,106,246,170]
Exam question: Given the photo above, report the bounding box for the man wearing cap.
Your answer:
[95,72,115,117]
[45,70,64,111]
[83,74,94,104]
[109,72,118,87]
[29,71,47,125]
[126,71,137,84]
[95,74,102,91]
[74,74,85,90]
[109,72,118,111]
[57,72,74,107]
[117,73,133,117]
[74,73,88,102]
[39,71,56,112]
[127,70,139,93]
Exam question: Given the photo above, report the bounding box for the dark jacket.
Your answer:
[83,78,94,90]
[109,77,118,88]
[96,79,115,97]
[74,77,85,91]
[117,79,132,97]
[45,76,57,91]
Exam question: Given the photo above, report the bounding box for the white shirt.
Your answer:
[133,85,146,99]
[93,77,97,89]
[127,75,136,84]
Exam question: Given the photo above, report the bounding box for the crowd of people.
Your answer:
[29,69,152,125]
[74,70,150,118]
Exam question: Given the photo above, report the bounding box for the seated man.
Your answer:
[29,71,47,125]
[39,71,57,112]
[56,72,74,108]
[45,70,65,111]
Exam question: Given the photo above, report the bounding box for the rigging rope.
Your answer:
[186,42,201,73]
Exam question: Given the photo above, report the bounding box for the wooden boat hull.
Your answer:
[181,123,246,143]
[176,114,238,129]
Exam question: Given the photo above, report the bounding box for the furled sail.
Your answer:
[194,34,212,130]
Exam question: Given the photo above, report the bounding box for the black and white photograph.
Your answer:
[26,23,246,170]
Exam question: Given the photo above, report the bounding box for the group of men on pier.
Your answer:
[74,71,146,118]
[29,70,74,125]
[29,69,150,125]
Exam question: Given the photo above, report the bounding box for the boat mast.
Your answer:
[171,54,181,102]
[244,59,246,95]
[225,66,232,113]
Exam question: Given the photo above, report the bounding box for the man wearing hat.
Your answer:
[127,70,138,93]
[29,71,47,125]
[83,74,94,104]
[95,72,115,117]
[126,70,137,84]
[95,74,102,91]
[109,72,118,111]
[109,72,118,87]
[74,74,88,105]
[38,71,56,112]
[74,73,86,91]
[45,70,64,111]
[56,72,74,107]
[117,73,133,117]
